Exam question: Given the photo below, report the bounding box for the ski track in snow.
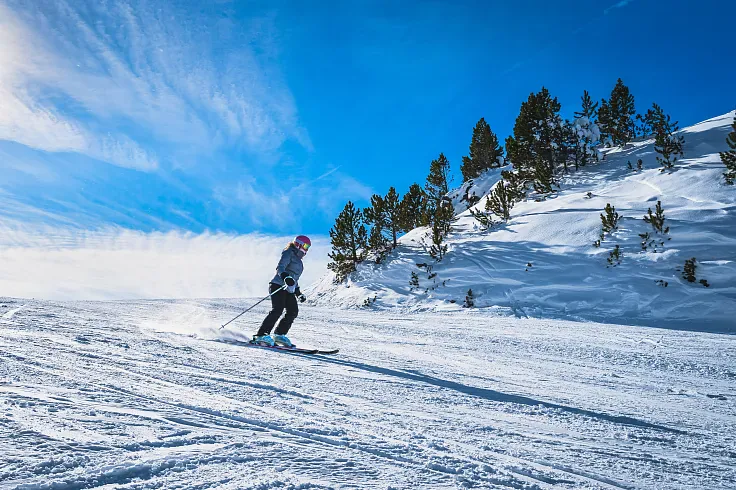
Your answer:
[0,298,735,489]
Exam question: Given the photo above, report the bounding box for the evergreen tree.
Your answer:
[574,90,599,120]
[505,87,563,195]
[425,153,452,207]
[363,195,391,261]
[600,203,620,235]
[598,78,637,147]
[365,187,403,250]
[500,169,527,202]
[642,103,685,171]
[460,118,504,181]
[720,115,736,185]
[640,200,670,252]
[399,183,429,230]
[486,180,514,221]
[428,202,454,261]
[383,187,402,248]
[327,201,368,281]
[568,90,601,170]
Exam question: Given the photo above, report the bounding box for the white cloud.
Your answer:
[0,0,309,170]
[0,225,329,301]
[604,0,635,14]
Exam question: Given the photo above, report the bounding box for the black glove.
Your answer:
[295,288,306,303]
[280,272,296,287]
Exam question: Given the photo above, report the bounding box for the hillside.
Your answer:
[311,111,736,330]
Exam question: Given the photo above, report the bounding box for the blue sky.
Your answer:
[0,0,733,238]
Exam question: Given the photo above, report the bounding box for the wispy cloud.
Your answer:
[604,0,635,15]
[0,0,309,170]
[0,225,329,300]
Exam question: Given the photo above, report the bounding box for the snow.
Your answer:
[1,297,734,489]
[311,111,736,330]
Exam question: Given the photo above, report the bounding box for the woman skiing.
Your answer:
[252,235,311,348]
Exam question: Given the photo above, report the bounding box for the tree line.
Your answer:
[328,77,733,282]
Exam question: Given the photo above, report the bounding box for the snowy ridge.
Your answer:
[310,111,736,330]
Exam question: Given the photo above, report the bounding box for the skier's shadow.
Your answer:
[300,353,685,435]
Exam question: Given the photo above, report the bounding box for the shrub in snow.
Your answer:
[464,289,475,308]
[607,245,623,267]
[640,201,670,252]
[641,103,685,172]
[600,203,620,235]
[655,279,668,287]
[328,201,368,282]
[627,159,643,172]
[598,78,637,147]
[720,115,736,185]
[460,118,505,182]
[682,257,697,283]
[409,271,420,289]
[679,258,710,287]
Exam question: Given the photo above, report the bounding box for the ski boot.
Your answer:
[273,334,295,348]
[251,334,275,347]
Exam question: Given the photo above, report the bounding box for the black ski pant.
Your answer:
[257,283,298,336]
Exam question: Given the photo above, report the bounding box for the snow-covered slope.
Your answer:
[311,112,736,330]
[1,297,735,489]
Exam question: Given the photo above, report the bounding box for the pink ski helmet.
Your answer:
[294,235,311,253]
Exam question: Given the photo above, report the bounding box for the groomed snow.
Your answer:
[1,297,734,489]
[311,111,736,331]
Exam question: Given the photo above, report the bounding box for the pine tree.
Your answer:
[600,203,620,234]
[505,87,563,195]
[383,187,402,248]
[364,195,391,261]
[486,180,514,221]
[364,187,404,255]
[327,201,368,281]
[460,118,504,181]
[641,103,685,172]
[399,183,429,230]
[720,115,736,185]
[574,90,599,120]
[428,202,454,261]
[569,90,601,170]
[640,200,670,252]
[598,78,637,147]
[425,153,452,208]
[500,169,527,202]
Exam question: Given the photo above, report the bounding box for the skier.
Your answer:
[252,235,311,348]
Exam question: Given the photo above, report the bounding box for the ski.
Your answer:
[213,339,338,355]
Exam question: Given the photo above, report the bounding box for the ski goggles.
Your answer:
[296,241,310,252]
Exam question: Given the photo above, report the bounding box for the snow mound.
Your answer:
[310,111,736,331]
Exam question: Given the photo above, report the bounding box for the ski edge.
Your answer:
[213,339,338,355]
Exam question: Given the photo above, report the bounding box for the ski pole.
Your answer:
[220,285,287,329]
